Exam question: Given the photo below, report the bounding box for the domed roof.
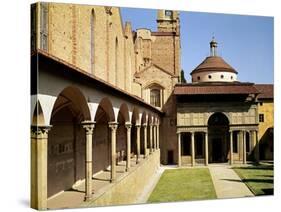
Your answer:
[191,56,237,74]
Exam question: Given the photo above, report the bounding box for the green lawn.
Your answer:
[233,162,274,196]
[148,168,217,203]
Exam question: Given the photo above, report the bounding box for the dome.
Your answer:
[191,56,237,74]
[191,38,238,83]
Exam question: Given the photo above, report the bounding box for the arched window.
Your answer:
[150,89,161,107]
[115,37,118,85]
[197,76,200,80]
[91,9,95,74]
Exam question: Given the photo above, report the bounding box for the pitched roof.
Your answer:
[35,49,163,114]
[134,63,176,77]
[191,56,237,75]
[174,82,259,95]
[254,84,274,99]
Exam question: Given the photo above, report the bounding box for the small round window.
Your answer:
[221,75,224,79]
[208,75,212,79]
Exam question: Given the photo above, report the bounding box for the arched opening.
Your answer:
[131,107,139,158]
[48,86,91,198]
[140,111,147,155]
[115,37,118,86]
[90,9,95,74]
[93,98,115,175]
[208,112,230,163]
[116,103,129,168]
[146,83,164,108]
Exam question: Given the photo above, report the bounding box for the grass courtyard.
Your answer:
[233,162,274,196]
[148,168,217,203]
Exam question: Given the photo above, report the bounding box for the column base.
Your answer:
[84,194,93,201]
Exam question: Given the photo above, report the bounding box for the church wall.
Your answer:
[36,3,140,97]
[151,36,176,75]
[257,100,274,159]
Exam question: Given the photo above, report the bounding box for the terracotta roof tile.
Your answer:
[254,84,273,99]
[191,56,237,74]
[174,83,259,95]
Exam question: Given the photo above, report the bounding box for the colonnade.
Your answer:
[31,121,160,209]
[177,129,259,167]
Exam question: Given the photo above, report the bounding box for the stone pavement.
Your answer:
[208,164,254,199]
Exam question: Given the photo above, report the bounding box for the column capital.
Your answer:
[125,122,132,129]
[108,121,118,130]
[81,121,95,134]
[135,123,141,128]
[31,125,52,137]
[142,123,148,127]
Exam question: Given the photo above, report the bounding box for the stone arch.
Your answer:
[206,112,231,125]
[47,86,91,197]
[32,100,45,125]
[207,112,230,163]
[95,97,115,122]
[51,86,91,122]
[116,103,130,165]
[118,103,130,123]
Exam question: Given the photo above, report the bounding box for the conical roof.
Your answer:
[191,56,237,75]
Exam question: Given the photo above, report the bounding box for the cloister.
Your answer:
[31,50,162,209]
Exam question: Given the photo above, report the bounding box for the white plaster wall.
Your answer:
[192,71,237,83]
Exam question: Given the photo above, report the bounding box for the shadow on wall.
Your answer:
[259,127,274,160]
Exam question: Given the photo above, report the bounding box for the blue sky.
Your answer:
[120,8,273,83]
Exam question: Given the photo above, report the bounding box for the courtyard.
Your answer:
[148,163,274,203]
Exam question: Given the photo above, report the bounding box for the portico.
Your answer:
[31,51,162,210]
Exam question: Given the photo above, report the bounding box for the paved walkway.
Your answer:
[208,164,254,199]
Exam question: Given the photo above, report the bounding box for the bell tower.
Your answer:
[157,10,180,35]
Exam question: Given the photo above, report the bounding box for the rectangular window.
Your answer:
[259,114,264,122]
[259,102,263,106]
[165,10,172,18]
[40,2,48,50]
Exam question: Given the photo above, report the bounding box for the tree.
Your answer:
[180,69,187,83]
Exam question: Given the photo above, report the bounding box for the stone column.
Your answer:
[243,131,247,164]
[177,132,181,167]
[191,132,195,167]
[153,124,157,151]
[143,123,148,158]
[109,122,118,182]
[136,123,141,164]
[254,130,260,162]
[31,125,51,210]
[157,123,160,149]
[205,132,209,166]
[149,124,153,154]
[229,130,233,165]
[125,122,132,171]
[81,121,95,201]
[239,131,243,161]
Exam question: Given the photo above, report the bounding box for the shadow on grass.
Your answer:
[222,178,273,184]
[262,188,274,195]
[233,166,273,171]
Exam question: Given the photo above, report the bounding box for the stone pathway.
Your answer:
[208,164,254,199]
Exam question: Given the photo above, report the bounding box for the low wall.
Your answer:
[83,150,160,207]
